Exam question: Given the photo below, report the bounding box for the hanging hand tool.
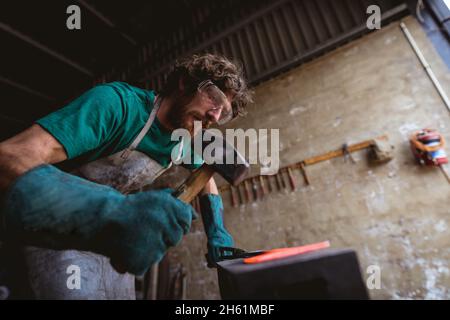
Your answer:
[342,143,356,164]
[251,177,259,201]
[299,162,310,186]
[280,170,287,189]
[244,180,252,202]
[287,167,296,191]
[229,186,238,207]
[303,137,384,166]
[274,173,282,191]
[259,175,268,197]
[217,135,391,198]
[277,171,286,190]
[236,184,244,205]
[266,175,273,193]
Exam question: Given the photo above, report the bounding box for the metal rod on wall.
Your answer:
[400,21,450,114]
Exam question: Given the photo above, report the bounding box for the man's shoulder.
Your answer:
[99,82,155,101]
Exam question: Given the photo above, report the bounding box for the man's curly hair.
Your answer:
[160,53,253,118]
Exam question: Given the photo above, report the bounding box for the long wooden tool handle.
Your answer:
[302,138,380,166]
[174,164,216,203]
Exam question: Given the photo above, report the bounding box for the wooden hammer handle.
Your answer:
[174,164,216,203]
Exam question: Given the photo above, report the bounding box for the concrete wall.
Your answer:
[166,16,450,300]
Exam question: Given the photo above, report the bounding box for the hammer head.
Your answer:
[201,130,250,186]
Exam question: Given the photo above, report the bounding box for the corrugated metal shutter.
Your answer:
[95,0,410,88]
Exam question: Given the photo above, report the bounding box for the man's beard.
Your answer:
[168,95,212,136]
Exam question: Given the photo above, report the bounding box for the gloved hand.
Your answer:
[0,164,196,276]
[199,194,234,267]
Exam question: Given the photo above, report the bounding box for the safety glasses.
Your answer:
[197,80,234,125]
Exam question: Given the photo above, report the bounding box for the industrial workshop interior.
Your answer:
[0,0,449,305]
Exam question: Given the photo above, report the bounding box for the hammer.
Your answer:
[173,131,250,203]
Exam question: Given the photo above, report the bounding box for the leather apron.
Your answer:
[22,96,183,299]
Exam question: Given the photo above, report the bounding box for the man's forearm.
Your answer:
[0,125,67,191]
[0,143,40,191]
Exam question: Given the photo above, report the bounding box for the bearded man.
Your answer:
[0,54,252,299]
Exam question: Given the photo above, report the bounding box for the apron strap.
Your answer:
[162,137,184,172]
[120,96,162,159]
[174,137,184,163]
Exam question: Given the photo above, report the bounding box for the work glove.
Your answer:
[198,194,234,268]
[0,164,196,276]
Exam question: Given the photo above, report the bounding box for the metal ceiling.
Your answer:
[1,0,414,140]
[96,0,411,90]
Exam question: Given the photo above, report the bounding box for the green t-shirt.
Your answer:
[36,81,201,170]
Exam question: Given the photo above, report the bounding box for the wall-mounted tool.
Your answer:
[259,175,268,197]
[244,180,252,203]
[251,177,259,201]
[277,171,287,190]
[265,175,273,193]
[274,172,282,191]
[218,135,393,205]
[342,143,356,164]
[229,186,238,208]
[299,162,310,186]
[302,136,387,167]
[287,167,296,191]
[236,184,244,205]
